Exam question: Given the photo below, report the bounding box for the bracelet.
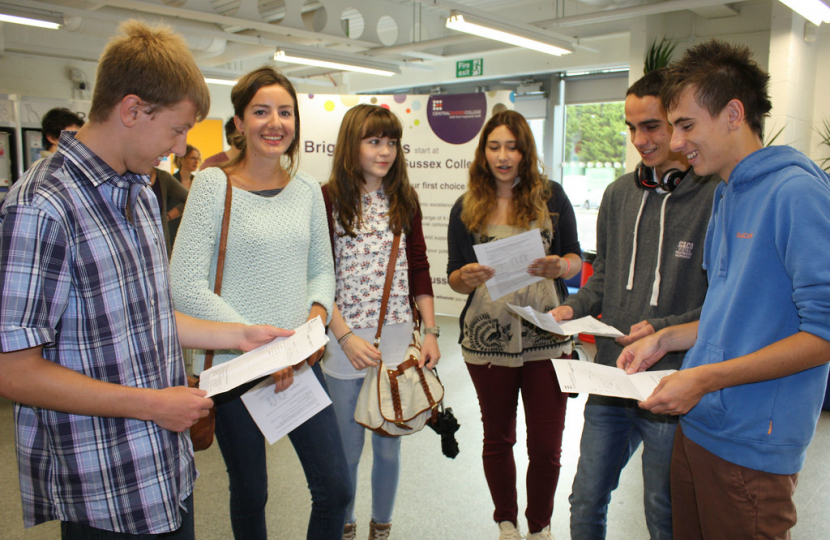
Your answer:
[562,257,571,278]
[337,331,354,346]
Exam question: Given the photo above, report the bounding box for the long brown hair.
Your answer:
[224,67,301,174]
[461,110,551,234]
[327,104,419,236]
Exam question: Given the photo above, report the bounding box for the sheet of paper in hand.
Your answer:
[552,359,675,401]
[506,303,624,337]
[199,316,329,397]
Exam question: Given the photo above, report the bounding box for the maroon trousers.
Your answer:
[672,426,798,540]
[466,359,568,534]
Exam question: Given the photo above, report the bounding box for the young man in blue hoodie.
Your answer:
[552,69,717,540]
[618,40,830,539]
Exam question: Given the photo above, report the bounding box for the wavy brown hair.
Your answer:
[224,67,301,175]
[327,104,419,237]
[461,110,551,234]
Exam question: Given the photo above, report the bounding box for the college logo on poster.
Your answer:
[427,94,488,145]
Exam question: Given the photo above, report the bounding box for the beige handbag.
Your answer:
[353,234,444,436]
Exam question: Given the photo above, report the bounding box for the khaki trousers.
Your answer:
[671,425,798,540]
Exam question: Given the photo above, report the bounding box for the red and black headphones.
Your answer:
[634,163,687,192]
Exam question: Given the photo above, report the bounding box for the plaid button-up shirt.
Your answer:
[0,133,195,534]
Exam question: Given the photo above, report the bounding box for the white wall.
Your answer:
[809,23,830,167]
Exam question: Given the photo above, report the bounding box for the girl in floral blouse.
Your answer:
[321,104,440,540]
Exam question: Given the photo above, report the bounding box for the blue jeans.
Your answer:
[61,494,194,539]
[214,362,351,540]
[325,375,401,525]
[569,395,676,540]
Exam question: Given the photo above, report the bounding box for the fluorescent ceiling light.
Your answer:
[777,0,830,25]
[273,48,400,77]
[0,12,61,29]
[446,11,572,56]
[204,77,238,86]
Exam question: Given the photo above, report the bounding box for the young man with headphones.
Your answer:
[551,69,718,540]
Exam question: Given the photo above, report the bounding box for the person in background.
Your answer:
[618,40,830,540]
[321,104,440,540]
[170,66,350,540]
[551,69,718,540]
[200,117,241,170]
[168,143,200,244]
[149,167,189,257]
[28,107,85,171]
[0,21,290,539]
[447,110,581,540]
[40,107,85,159]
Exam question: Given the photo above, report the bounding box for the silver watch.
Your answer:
[424,326,441,337]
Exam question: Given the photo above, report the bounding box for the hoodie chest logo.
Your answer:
[736,232,753,239]
[675,241,694,260]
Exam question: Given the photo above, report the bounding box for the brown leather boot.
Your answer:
[368,520,391,539]
[342,522,356,540]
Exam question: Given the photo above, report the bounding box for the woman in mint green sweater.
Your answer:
[170,67,350,540]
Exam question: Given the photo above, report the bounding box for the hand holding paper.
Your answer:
[199,316,329,397]
[506,303,624,337]
[552,359,675,401]
[241,363,332,444]
[472,229,546,300]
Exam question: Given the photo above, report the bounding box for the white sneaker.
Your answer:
[527,525,554,540]
[498,521,524,540]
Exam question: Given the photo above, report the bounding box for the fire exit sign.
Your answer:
[456,58,483,78]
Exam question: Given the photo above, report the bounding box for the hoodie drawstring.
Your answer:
[650,192,672,306]
[626,190,649,291]
[626,189,671,306]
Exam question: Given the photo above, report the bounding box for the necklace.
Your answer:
[231,168,288,191]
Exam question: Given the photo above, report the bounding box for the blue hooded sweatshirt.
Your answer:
[680,145,830,475]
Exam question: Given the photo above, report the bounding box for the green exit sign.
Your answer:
[456,58,483,78]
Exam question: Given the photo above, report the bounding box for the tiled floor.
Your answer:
[2,315,829,539]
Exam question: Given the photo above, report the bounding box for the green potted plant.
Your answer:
[644,38,676,74]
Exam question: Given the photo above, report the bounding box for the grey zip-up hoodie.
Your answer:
[564,168,718,370]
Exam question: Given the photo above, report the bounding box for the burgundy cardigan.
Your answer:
[321,184,434,307]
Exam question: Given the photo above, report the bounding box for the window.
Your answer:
[562,101,627,252]
[528,118,545,164]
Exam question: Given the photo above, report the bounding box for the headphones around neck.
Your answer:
[634,163,687,192]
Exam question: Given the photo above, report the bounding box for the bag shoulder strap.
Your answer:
[373,233,401,348]
[204,175,233,370]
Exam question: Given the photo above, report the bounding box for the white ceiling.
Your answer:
[0,0,764,91]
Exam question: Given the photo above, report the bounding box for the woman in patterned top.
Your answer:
[446,110,582,540]
[321,104,440,540]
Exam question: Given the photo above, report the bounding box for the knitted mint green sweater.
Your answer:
[170,167,334,370]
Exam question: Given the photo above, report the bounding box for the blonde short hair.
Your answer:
[88,20,210,123]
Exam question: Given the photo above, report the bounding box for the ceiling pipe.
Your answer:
[61,12,228,58]
[92,0,379,49]
[539,0,753,27]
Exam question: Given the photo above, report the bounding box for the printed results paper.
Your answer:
[473,228,546,300]
[506,303,624,337]
[552,359,675,401]
[199,316,329,397]
[241,363,332,444]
